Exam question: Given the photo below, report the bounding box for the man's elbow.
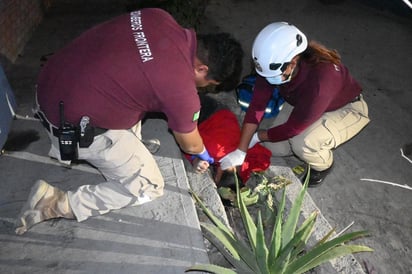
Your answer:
[179,143,203,155]
[173,129,204,155]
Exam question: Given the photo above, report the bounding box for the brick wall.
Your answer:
[0,0,52,62]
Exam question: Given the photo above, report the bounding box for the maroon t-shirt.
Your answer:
[244,60,362,142]
[37,8,200,133]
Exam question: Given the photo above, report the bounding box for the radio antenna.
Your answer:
[59,101,65,128]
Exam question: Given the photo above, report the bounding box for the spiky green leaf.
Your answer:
[282,172,309,248]
[185,263,237,274]
[200,222,240,260]
[289,211,318,260]
[235,174,257,251]
[270,215,317,273]
[255,211,269,274]
[201,222,258,271]
[190,189,235,239]
[285,230,373,273]
[314,227,336,247]
[269,187,286,261]
[285,244,374,274]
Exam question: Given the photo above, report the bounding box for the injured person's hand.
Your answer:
[192,158,210,174]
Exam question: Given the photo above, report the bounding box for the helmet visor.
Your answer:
[265,62,292,85]
[270,62,290,74]
[255,61,290,77]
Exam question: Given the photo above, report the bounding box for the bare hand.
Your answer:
[192,158,209,174]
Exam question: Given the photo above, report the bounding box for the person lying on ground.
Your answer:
[185,96,272,186]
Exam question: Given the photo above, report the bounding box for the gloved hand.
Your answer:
[248,132,261,149]
[219,149,246,170]
[193,147,215,164]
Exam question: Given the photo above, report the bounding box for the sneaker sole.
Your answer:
[15,180,50,235]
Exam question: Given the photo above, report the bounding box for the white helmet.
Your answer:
[252,22,308,84]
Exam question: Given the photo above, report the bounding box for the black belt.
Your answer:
[34,111,107,137]
[351,94,362,103]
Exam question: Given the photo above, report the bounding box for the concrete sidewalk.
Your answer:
[0,117,211,273]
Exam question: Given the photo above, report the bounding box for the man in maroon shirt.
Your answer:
[220,22,370,187]
[15,8,243,235]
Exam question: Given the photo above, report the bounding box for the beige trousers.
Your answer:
[46,122,164,222]
[262,97,370,171]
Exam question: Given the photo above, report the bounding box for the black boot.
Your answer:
[304,164,334,187]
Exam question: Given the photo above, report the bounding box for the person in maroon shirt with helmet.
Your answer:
[220,22,370,187]
[15,8,243,235]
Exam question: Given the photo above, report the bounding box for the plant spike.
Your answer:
[186,263,237,274]
[282,169,309,248]
[255,211,270,274]
[202,222,260,271]
[289,211,318,260]
[269,187,286,264]
[285,230,373,273]
[189,189,235,239]
[235,173,258,251]
[200,223,241,261]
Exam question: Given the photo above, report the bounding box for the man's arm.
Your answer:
[239,123,259,151]
[173,127,205,155]
[173,127,214,168]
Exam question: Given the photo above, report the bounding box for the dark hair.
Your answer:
[196,33,244,91]
[301,40,341,65]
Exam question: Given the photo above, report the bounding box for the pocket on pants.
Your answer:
[324,111,370,147]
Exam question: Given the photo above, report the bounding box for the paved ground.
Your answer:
[1,0,412,273]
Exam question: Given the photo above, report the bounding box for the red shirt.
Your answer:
[37,8,200,133]
[244,60,362,142]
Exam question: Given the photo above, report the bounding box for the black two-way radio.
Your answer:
[58,101,78,160]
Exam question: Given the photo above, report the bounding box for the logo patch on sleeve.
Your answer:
[192,111,200,122]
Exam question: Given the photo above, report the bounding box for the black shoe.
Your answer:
[142,138,160,154]
[303,165,334,187]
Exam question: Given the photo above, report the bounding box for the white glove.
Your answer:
[219,149,246,170]
[248,132,261,149]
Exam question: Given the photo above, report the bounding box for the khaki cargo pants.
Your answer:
[262,96,370,171]
[46,122,164,222]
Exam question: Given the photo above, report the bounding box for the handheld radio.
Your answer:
[58,101,78,160]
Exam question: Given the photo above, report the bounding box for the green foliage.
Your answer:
[217,185,259,207]
[187,172,373,274]
[250,172,292,228]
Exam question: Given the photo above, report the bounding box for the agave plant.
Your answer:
[187,171,373,274]
[249,172,292,229]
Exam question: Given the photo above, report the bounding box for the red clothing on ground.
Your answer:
[244,60,362,142]
[196,109,272,182]
[37,8,200,133]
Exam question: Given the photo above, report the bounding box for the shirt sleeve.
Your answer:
[267,69,335,142]
[161,87,200,133]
